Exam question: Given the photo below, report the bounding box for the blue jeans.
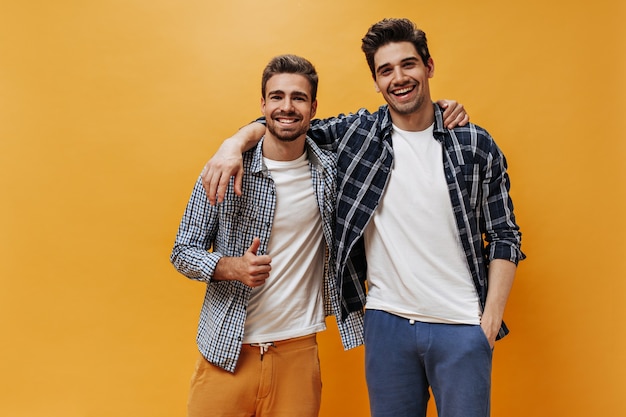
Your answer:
[364,309,493,417]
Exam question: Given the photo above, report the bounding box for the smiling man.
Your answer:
[201,18,525,417]
[170,54,363,417]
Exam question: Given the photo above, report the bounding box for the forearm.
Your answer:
[230,122,265,152]
[170,179,222,282]
[481,259,516,342]
[212,256,239,281]
[483,140,525,264]
[170,246,222,283]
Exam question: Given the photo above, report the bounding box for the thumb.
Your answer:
[247,237,261,256]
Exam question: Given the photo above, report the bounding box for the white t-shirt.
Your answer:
[243,151,326,343]
[364,124,481,324]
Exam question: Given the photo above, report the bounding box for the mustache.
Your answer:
[273,111,301,118]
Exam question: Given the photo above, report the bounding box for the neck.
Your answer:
[262,133,307,161]
[389,101,435,132]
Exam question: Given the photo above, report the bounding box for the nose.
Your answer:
[281,98,295,112]
[392,66,408,84]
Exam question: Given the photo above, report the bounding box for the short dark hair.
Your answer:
[361,18,431,79]
[261,54,319,101]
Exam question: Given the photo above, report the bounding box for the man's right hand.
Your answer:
[212,238,272,287]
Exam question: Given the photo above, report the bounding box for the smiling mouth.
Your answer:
[274,113,301,125]
[390,85,415,97]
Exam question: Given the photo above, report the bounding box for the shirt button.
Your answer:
[409,319,415,325]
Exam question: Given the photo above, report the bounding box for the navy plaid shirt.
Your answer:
[171,138,364,372]
[307,104,525,340]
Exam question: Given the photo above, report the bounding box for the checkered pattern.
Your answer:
[171,137,364,372]
[308,104,525,340]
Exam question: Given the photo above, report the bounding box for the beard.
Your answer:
[387,90,426,116]
[266,113,308,142]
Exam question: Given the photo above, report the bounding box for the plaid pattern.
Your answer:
[308,104,525,340]
[171,137,364,373]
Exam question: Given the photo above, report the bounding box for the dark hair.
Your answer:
[261,54,319,101]
[361,18,431,79]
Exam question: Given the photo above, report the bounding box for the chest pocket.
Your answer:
[219,203,263,255]
[459,163,482,211]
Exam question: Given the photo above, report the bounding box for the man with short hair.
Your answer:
[202,18,519,417]
[170,54,363,417]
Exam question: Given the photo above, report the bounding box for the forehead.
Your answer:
[373,41,422,68]
[265,73,312,96]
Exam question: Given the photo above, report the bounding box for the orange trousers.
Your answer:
[187,334,322,417]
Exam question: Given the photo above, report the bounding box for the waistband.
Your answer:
[241,333,317,353]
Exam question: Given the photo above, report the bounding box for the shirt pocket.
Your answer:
[219,203,263,254]
[459,163,482,210]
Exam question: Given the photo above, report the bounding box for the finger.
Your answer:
[447,112,469,129]
[247,237,261,256]
[250,265,271,276]
[201,166,217,205]
[252,272,270,281]
[201,164,214,204]
[442,111,455,128]
[446,104,462,123]
[207,170,222,206]
[445,105,465,129]
[247,274,268,287]
[251,278,267,287]
[254,253,272,264]
[233,167,244,197]
[216,169,233,203]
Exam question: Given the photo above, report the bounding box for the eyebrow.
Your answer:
[267,89,310,99]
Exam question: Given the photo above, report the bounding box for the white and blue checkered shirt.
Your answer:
[171,137,364,372]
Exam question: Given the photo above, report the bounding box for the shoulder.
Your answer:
[448,122,496,148]
[341,105,390,140]
[328,106,386,125]
[241,142,265,170]
[306,138,337,166]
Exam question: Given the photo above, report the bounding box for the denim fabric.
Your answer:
[364,309,493,417]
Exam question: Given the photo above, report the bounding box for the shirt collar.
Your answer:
[432,103,449,142]
[379,103,446,140]
[249,136,330,175]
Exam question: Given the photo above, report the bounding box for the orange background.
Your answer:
[1,1,624,416]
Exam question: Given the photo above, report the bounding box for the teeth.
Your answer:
[393,86,413,95]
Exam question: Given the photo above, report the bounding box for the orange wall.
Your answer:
[1,1,624,416]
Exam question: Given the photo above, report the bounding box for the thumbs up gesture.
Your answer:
[212,237,272,287]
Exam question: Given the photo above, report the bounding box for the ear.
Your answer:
[373,79,380,93]
[260,97,266,114]
[311,100,318,118]
[426,57,435,79]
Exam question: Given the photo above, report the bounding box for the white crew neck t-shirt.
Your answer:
[364,124,481,324]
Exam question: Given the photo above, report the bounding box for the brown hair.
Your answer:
[361,18,431,79]
[261,54,319,101]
